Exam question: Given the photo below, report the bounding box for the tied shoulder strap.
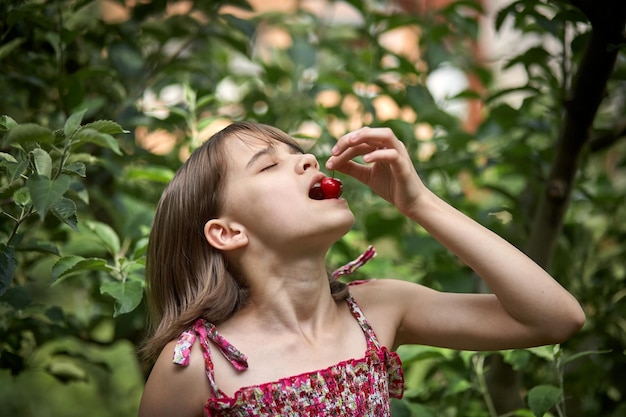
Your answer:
[331,245,376,280]
[173,319,248,371]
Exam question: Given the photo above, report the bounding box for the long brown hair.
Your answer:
[140,121,348,362]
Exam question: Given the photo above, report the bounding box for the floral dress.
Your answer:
[172,294,404,416]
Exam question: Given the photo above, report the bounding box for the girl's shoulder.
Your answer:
[139,338,211,417]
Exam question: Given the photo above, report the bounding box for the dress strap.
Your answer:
[344,294,382,350]
[173,319,249,395]
[331,245,376,280]
[346,289,405,398]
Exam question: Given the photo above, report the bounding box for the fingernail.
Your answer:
[331,145,338,154]
[326,160,334,170]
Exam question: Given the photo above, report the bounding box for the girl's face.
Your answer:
[218,135,355,251]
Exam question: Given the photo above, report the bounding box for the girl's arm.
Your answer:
[327,127,585,350]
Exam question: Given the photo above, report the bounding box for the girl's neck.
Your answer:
[234,248,339,335]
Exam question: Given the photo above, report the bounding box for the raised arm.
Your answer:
[326,127,585,350]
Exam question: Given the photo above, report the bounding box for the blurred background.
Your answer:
[1,0,625,416]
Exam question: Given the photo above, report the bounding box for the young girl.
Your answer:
[138,122,585,417]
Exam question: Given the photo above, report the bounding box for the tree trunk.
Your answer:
[487,1,626,415]
[527,0,626,268]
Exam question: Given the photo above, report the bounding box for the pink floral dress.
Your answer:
[172,293,404,416]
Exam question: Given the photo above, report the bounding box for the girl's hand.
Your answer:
[326,127,425,216]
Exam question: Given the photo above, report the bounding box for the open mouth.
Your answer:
[309,182,325,200]
[308,177,343,200]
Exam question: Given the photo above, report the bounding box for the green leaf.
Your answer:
[82,120,128,135]
[527,385,562,417]
[63,162,86,177]
[100,280,143,316]
[16,239,60,255]
[46,359,88,384]
[31,148,52,178]
[126,166,175,183]
[73,127,122,155]
[51,255,110,284]
[85,220,121,256]
[0,152,18,163]
[1,286,32,309]
[500,349,531,371]
[0,244,17,296]
[51,197,79,231]
[0,152,29,183]
[5,123,54,147]
[509,410,536,417]
[525,345,556,361]
[0,115,18,131]
[13,186,31,206]
[64,108,87,138]
[27,173,71,220]
[0,38,25,61]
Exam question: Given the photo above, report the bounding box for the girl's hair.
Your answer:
[140,121,348,362]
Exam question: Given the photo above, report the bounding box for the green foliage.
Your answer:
[1,0,625,416]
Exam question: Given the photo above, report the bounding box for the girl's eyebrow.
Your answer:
[245,145,275,170]
[245,142,304,170]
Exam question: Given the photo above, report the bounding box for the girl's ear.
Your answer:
[204,219,248,251]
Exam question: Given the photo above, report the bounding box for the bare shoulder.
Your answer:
[347,279,434,349]
[139,339,211,417]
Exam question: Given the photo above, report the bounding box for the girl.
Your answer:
[138,122,585,417]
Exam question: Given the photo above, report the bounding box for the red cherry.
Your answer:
[320,177,343,199]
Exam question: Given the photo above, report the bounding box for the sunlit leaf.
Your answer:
[126,166,175,183]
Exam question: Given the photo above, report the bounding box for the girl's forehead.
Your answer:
[226,130,303,154]
[221,133,294,169]
[225,134,280,156]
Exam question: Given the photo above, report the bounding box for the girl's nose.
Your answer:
[299,153,320,172]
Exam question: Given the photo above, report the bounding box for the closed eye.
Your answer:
[261,163,278,171]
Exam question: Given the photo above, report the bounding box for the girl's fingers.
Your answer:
[362,147,399,164]
[338,127,399,151]
[327,127,401,170]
